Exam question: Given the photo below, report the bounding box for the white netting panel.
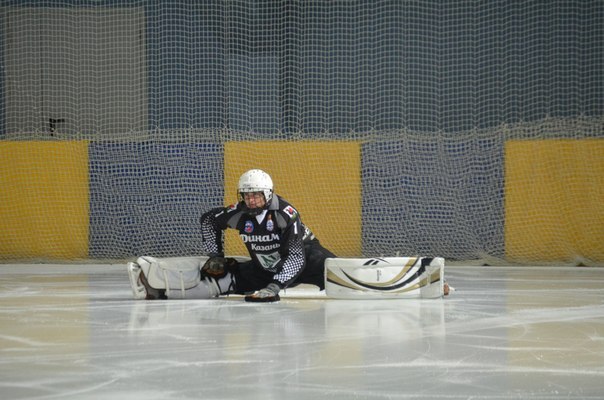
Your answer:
[1,1,603,265]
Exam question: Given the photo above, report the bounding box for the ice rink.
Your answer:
[1,263,603,399]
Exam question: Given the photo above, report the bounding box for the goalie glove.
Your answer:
[244,283,281,303]
[201,256,238,279]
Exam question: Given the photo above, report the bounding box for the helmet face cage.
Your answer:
[237,169,274,207]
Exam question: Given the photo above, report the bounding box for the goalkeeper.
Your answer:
[200,169,335,302]
[128,169,335,302]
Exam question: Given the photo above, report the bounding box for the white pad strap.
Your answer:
[137,256,209,298]
[325,256,445,299]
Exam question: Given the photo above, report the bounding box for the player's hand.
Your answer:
[245,283,281,303]
[201,257,238,279]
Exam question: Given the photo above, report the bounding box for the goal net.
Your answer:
[1,1,603,265]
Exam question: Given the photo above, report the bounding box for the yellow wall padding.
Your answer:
[0,141,89,259]
[224,141,361,257]
[505,139,603,264]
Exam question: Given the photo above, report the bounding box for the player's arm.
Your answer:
[271,218,305,288]
[200,206,239,256]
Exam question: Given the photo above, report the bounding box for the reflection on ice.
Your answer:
[0,265,603,399]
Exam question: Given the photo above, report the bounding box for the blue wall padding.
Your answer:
[361,135,505,260]
[88,141,224,258]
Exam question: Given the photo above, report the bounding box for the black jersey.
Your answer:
[200,195,314,287]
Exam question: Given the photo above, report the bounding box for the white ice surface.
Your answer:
[1,264,603,399]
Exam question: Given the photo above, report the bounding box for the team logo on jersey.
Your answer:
[266,215,274,231]
[283,205,297,219]
[244,220,254,233]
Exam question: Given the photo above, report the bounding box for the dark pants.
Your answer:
[233,239,336,293]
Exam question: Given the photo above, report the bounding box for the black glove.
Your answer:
[201,256,238,279]
[244,283,281,303]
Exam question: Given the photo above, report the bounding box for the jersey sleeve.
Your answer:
[271,207,306,288]
[200,205,240,256]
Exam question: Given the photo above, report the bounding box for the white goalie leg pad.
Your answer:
[325,256,445,299]
[182,273,235,299]
[136,256,209,298]
[127,262,147,300]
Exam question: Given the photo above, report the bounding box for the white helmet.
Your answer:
[238,169,274,206]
